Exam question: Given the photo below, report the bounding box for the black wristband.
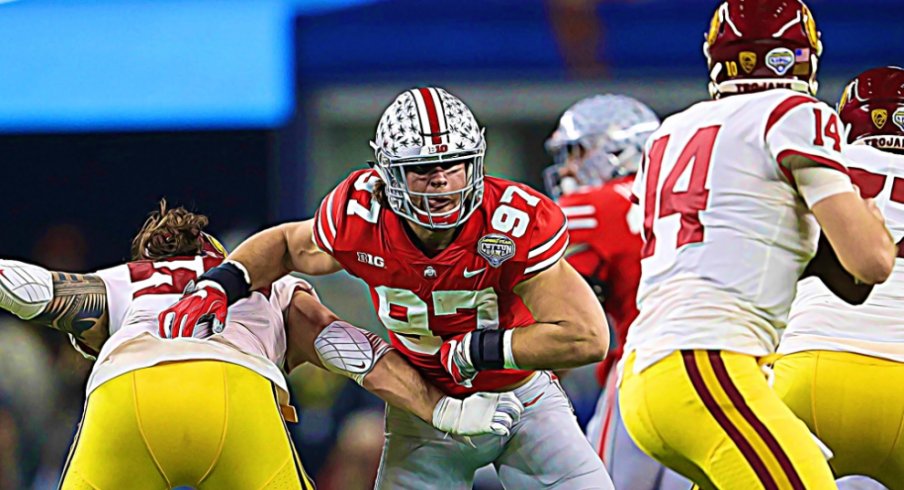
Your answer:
[200,262,251,305]
[468,330,505,371]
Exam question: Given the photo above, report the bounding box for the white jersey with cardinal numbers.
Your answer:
[82,255,312,397]
[781,145,904,362]
[623,89,851,375]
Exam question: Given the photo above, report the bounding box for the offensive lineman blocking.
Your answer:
[618,1,895,489]
[159,87,615,489]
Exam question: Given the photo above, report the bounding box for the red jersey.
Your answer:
[557,175,642,385]
[313,169,569,396]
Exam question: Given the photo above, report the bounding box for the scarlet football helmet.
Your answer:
[703,0,823,98]
[838,66,904,152]
[543,94,659,199]
[370,87,486,230]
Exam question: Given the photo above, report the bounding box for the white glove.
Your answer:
[432,392,524,437]
[0,260,53,320]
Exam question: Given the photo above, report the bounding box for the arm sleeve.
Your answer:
[791,165,855,208]
[766,99,848,174]
[93,264,132,336]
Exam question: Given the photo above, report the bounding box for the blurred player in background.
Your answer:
[159,87,615,489]
[618,0,896,488]
[544,94,689,490]
[774,66,904,490]
[0,200,522,489]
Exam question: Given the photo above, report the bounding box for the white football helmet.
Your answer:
[544,94,659,199]
[370,87,486,230]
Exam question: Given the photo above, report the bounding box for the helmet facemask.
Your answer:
[371,139,486,230]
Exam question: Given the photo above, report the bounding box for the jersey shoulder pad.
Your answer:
[313,168,382,255]
[483,177,569,277]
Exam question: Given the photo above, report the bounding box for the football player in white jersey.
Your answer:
[544,94,690,490]
[617,1,896,489]
[0,200,522,489]
[773,66,904,490]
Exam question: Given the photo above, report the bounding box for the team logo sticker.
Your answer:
[893,108,904,131]
[872,109,888,129]
[765,48,794,76]
[477,234,516,267]
[739,51,757,74]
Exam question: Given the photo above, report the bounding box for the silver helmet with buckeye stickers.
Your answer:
[544,94,659,199]
[370,87,486,230]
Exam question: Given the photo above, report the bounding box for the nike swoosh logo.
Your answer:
[463,268,486,278]
[523,394,544,407]
[349,361,366,369]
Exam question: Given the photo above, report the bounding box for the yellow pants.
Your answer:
[619,350,836,490]
[60,361,314,490]
[774,350,904,489]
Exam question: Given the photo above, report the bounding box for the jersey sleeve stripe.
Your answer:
[324,188,338,237]
[524,236,569,275]
[313,208,334,253]
[562,205,595,217]
[776,149,848,175]
[567,218,598,230]
[764,94,817,140]
[528,221,568,259]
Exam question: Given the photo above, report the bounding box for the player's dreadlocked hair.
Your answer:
[131,199,210,260]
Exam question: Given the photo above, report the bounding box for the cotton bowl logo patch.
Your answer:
[765,48,794,76]
[872,109,888,129]
[893,108,904,131]
[478,234,516,267]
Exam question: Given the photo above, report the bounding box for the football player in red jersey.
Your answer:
[545,94,689,490]
[159,87,615,489]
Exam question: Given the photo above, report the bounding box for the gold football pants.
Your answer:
[60,360,313,490]
[619,350,835,490]
[774,350,904,490]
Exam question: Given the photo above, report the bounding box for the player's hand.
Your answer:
[439,332,478,387]
[432,392,523,437]
[157,280,227,339]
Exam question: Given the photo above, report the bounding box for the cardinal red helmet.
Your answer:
[838,66,904,153]
[703,0,823,98]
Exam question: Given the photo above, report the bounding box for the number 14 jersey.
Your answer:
[313,169,569,396]
[624,89,851,374]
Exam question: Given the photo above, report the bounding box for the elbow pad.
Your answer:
[314,320,393,385]
[0,260,53,320]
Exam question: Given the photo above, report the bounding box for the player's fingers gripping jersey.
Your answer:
[313,169,569,396]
